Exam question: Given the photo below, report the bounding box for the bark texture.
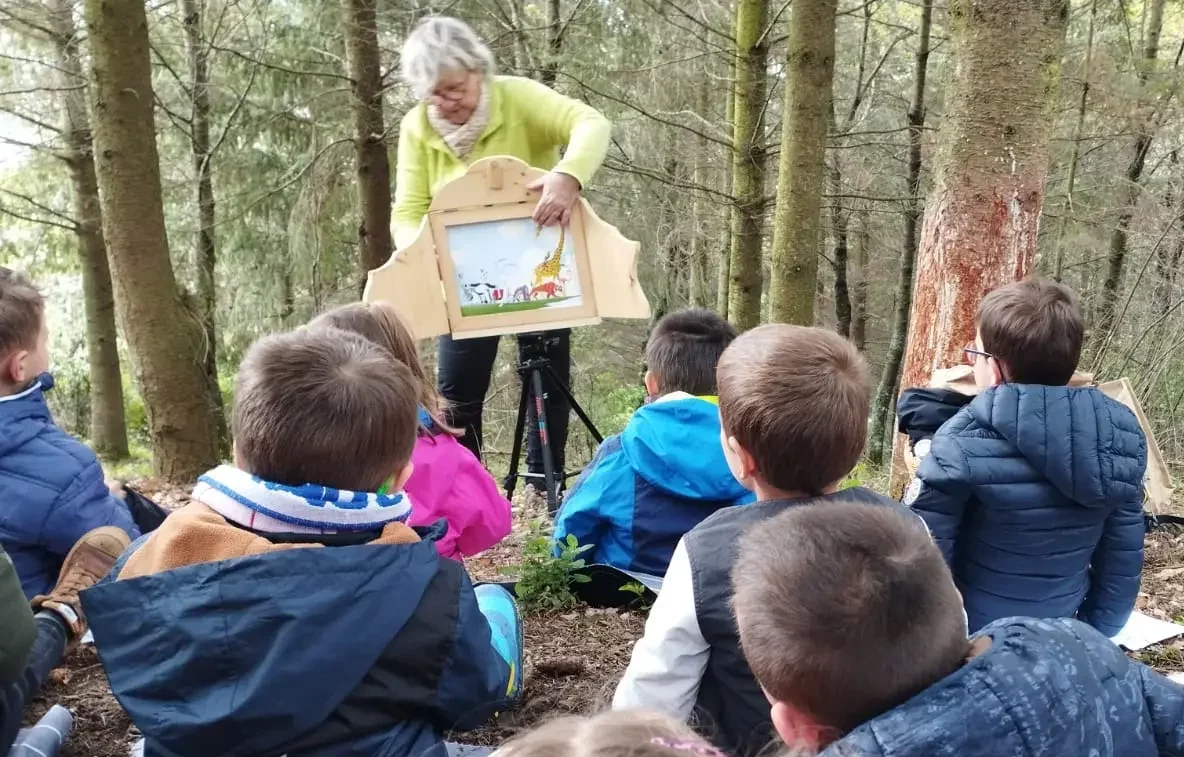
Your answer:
[768,0,838,325]
[85,0,223,482]
[889,0,1070,489]
[49,0,128,458]
[342,0,393,273]
[726,0,770,329]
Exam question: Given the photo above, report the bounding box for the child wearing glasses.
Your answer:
[899,279,1147,637]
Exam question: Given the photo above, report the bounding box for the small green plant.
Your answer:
[619,580,654,612]
[503,522,592,612]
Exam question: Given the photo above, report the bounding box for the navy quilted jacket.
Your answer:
[0,375,139,598]
[826,617,1184,757]
[909,384,1147,636]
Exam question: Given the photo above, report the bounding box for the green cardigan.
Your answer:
[392,75,611,249]
[0,545,34,684]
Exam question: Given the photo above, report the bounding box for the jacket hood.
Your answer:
[83,540,445,757]
[967,384,1146,508]
[619,394,748,501]
[0,374,53,457]
[825,618,1162,757]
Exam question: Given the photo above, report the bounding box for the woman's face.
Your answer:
[430,69,482,125]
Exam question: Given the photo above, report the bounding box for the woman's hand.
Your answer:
[527,171,582,227]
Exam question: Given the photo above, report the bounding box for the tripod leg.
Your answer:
[543,365,604,445]
[503,369,533,500]
[530,368,560,517]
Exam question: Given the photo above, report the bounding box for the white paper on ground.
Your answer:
[1109,610,1184,651]
[1169,672,1184,684]
[80,629,94,645]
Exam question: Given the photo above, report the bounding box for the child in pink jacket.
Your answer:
[310,303,512,559]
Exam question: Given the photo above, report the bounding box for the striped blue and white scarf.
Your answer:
[193,464,413,535]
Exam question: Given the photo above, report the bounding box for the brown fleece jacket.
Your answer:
[118,502,420,580]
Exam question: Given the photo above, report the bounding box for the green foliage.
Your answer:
[619,580,655,612]
[504,522,592,613]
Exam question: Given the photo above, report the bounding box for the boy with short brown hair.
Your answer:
[734,502,1184,756]
[613,325,908,757]
[84,328,521,757]
[0,267,142,598]
[902,279,1147,636]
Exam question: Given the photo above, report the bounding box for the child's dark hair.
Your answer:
[977,279,1083,385]
[645,308,738,396]
[309,301,459,435]
[0,268,44,359]
[233,328,420,491]
[716,325,868,494]
[733,502,967,741]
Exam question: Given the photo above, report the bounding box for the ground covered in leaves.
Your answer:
[23,482,1184,757]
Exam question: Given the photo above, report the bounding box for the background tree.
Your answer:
[889,0,1071,493]
[84,0,222,481]
[768,0,838,325]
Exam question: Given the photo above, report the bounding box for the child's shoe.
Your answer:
[32,526,130,643]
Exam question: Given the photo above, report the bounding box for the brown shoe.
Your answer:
[32,526,130,640]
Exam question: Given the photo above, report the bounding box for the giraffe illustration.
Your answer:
[532,225,566,287]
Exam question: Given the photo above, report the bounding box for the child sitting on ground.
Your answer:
[0,267,153,598]
[494,710,729,757]
[553,309,750,582]
[902,279,1147,636]
[310,302,511,559]
[82,328,521,757]
[733,502,1184,756]
[614,325,907,757]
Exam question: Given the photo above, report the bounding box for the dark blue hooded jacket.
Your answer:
[553,394,753,577]
[82,535,511,757]
[0,374,139,598]
[907,384,1147,636]
[825,617,1184,757]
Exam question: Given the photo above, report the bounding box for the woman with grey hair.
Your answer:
[394,15,611,504]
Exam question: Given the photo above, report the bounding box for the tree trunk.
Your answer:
[1052,0,1097,282]
[850,209,868,350]
[717,63,737,320]
[768,0,838,325]
[887,0,1069,491]
[49,0,128,459]
[1094,0,1166,353]
[85,0,222,482]
[829,154,851,337]
[866,0,933,466]
[690,69,712,309]
[342,0,393,274]
[539,0,563,88]
[726,0,770,329]
[182,0,229,455]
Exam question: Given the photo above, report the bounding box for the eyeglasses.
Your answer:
[962,342,994,366]
[429,75,472,104]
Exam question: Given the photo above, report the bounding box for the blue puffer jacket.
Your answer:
[0,374,139,598]
[826,618,1184,757]
[83,532,513,757]
[553,394,753,578]
[908,384,1147,635]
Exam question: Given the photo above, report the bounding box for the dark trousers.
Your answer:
[437,330,571,478]
[0,613,68,753]
[125,488,169,534]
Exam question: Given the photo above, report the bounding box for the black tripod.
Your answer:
[503,333,603,516]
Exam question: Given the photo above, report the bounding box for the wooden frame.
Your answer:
[364,156,649,340]
[429,200,600,339]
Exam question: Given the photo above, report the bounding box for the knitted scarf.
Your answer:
[426,81,490,159]
[192,464,413,534]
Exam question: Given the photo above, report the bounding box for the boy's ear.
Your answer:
[0,349,28,387]
[771,701,828,752]
[390,461,415,493]
[643,370,660,398]
[988,356,1007,386]
[725,435,758,481]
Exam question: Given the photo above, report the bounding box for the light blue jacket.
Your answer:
[554,394,753,577]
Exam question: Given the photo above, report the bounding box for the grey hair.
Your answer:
[401,16,496,100]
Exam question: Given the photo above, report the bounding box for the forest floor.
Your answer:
[23,480,1184,757]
